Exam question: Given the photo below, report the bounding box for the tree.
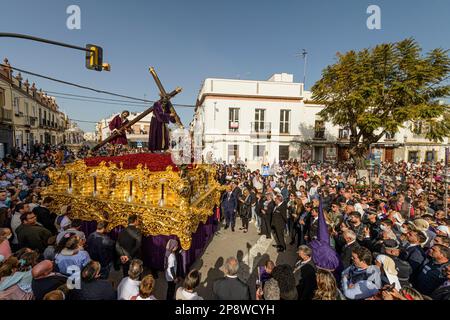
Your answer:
[311,38,450,168]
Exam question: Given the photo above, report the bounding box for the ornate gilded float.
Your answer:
[42,154,222,250]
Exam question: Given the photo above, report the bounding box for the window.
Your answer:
[254,109,265,132]
[279,145,289,161]
[314,120,325,139]
[25,102,29,116]
[280,110,290,134]
[385,132,395,140]
[228,108,239,132]
[0,88,4,108]
[253,145,265,160]
[426,151,435,162]
[13,97,20,115]
[408,151,419,163]
[228,144,239,163]
[339,128,350,139]
[32,105,36,117]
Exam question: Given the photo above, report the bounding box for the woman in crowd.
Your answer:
[0,251,38,300]
[54,234,90,275]
[176,269,203,300]
[313,269,345,300]
[130,274,157,300]
[0,228,12,261]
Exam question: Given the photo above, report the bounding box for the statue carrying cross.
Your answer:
[92,67,183,153]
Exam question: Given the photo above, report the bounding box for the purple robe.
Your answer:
[309,198,342,276]
[148,101,175,152]
[108,115,128,145]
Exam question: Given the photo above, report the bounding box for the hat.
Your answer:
[383,239,400,249]
[408,219,430,232]
[273,187,281,194]
[436,225,450,237]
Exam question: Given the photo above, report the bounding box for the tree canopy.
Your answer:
[311,38,450,165]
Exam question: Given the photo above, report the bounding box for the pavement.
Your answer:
[108,217,299,300]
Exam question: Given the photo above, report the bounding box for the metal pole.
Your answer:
[445,166,448,218]
[0,33,93,53]
[302,49,308,89]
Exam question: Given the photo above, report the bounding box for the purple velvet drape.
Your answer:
[81,214,217,277]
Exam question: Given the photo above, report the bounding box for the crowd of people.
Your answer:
[1,142,449,301]
[216,159,450,300]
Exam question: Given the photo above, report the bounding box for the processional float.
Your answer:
[42,68,222,250]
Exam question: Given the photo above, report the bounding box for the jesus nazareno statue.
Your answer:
[148,100,176,152]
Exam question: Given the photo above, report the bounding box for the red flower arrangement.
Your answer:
[84,153,181,171]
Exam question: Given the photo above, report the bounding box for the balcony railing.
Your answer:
[251,122,271,133]
[0,109,13,122]
[314,129,326,140]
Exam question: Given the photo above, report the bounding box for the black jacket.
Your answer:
[87,232,115,268]
[32,274,68,300]
[69,279,117,300]
[431,285,450,300]
[115,225,142,259]
[340,241,361,269]
[213,276,251,300]
[16,224,52,253]
[33,206,57,234]
[294,260,317,300]
[271,201,288,231]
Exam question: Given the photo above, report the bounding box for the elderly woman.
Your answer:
[375,254,401,291]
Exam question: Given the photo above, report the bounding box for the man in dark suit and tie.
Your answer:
[271,194,288,252]
[116,214,142,277]
[221,185,238,231]
[213,257,251,300]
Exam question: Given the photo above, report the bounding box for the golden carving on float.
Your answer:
[42,160,222,250]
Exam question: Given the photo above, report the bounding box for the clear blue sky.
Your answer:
[1,0,449,132]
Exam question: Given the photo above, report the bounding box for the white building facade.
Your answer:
[192,73,449,165]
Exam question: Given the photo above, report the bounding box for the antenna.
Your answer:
[295,49,308,89]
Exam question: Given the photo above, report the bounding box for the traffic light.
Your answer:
[85,44,103,71]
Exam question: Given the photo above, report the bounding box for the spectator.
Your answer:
[340,229,360,269]
[293,245,317,300]
[31,260,67,300]
[54,205,72,233]
[43,236,57,261]
[164,238,180,300]
[176,269,204,300]
[86,221,115,279]
[221,185,238,231]
[0,228,12,260]
[10,203,29,250]
[271,194,288,252]
[56,219,85,245]
[213,256,251,300]
[33,196,56,234]
[54,234,90,275]
[116,214,142,277]
[130,274,157,300]
[43,289,66,300]
[375,254,402,290]
[430,264,450,300]
[69,261,116,300]
[341,246,381,299]
[400,230,428,280]
[0,251,38,300]
[271,264,298,300]
[117,259,143,300]
[16,211,52,253]
[382,239,412,287]
[313,269,345,300]
[414,244,450,295]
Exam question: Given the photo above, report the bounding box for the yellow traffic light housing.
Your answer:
[85,44,103,71]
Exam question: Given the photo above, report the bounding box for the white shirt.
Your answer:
[11,212,22,245]
[117,277,140,300]
[135,295,157,300]
[176,287,204,300]
[165,253,177,281]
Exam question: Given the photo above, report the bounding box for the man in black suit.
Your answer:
[304,207,319,243]
[221,185,238,231]
[294,245,317,300]
[213,257,251,300]
[340,229,360,269]
[260,192,275,239]
[33,197,57,234]
[116,214,142,277]
[271,195,287,252]
[87,221,115,279]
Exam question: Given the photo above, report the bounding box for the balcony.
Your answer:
[338,129,350,141]
[314,129,326,140]
[0,109,13,122]
[250,122,271,138]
